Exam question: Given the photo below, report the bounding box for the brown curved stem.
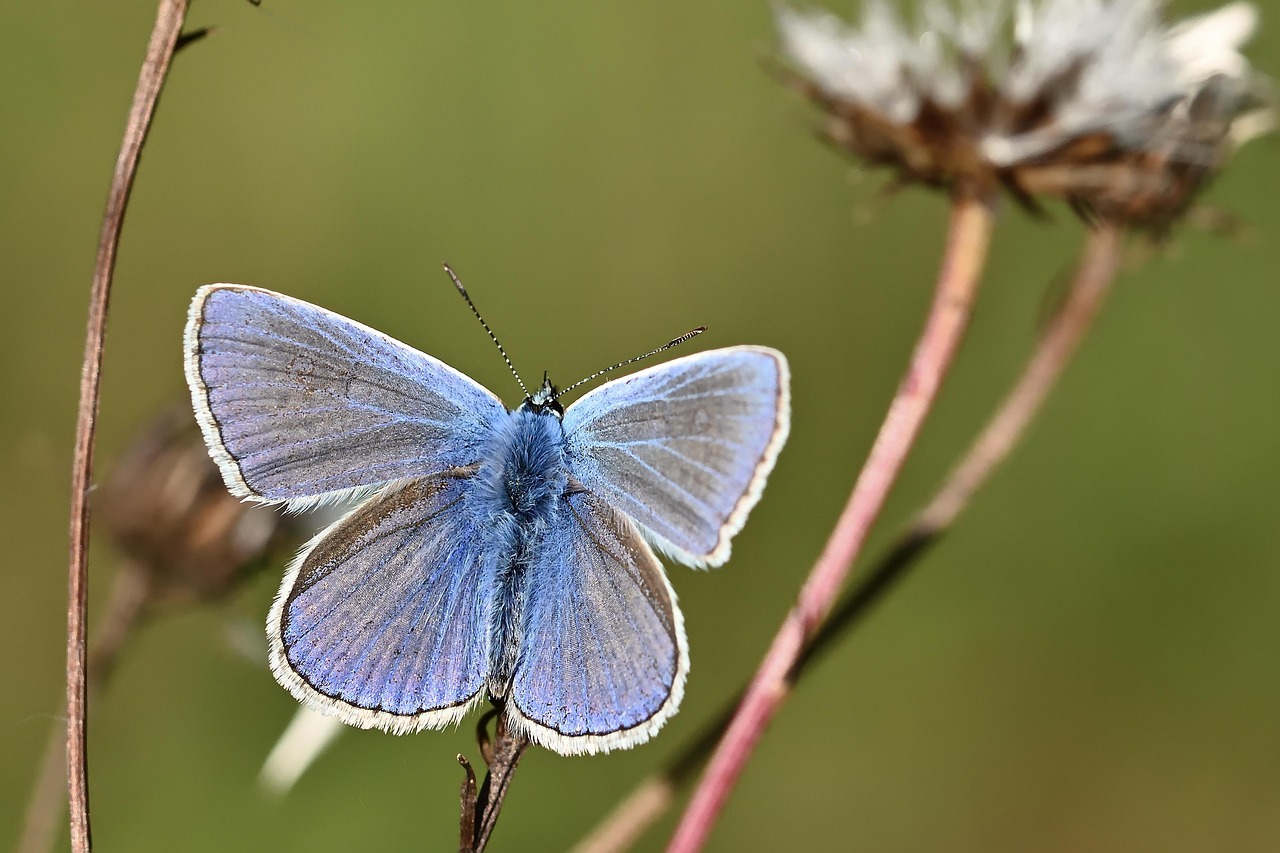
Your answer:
[572,222,1123,853]
[666,193,995,852]
[20,565,153,853]
[66,2,191,849]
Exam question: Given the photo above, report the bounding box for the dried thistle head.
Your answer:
[100,406,301,603]
[775,0,1273,228]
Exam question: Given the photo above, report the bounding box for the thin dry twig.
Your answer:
[666,193,996,852]
[66,2,192,848]
[458,756,479,853]
[572,221,1124,853]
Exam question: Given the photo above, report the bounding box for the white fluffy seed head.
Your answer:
[775,0,1270,225]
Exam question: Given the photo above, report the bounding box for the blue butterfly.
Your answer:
[183,279,789,755]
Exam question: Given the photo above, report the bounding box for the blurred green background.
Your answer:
[3,1,1278,850]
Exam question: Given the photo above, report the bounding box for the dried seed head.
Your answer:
[776,0,1273,228]
[99,405,302,603]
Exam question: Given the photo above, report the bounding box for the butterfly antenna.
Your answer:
[443,263,528,396]
[553,326,706,401]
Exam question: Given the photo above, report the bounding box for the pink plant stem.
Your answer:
[66,2,190,849]
[667,193,996,853]
[574,221,1120,853]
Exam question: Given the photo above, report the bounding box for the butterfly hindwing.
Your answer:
[269,471,497,733]
[185,285,508,506]
[505,488,687,755]
[562,346,789,567]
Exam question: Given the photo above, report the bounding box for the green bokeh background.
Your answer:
[3,2,1278,850]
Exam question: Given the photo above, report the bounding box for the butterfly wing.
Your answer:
[562,346,789,567]
[184,285,508,507]
[504,488,686,755]
[269,472,496,733]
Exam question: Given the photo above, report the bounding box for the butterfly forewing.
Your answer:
[270,472,497,733]
[185,285,508,506]
[506,489,686,755]
[563,346,789,567]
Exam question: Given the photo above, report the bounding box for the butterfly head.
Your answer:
[524,372,564,417]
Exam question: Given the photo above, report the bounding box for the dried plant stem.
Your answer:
[472,725,529,851]
[20,565,153,853]
[666,193,995,853]
[904,222,1123,533]
[570,777,676,853]
[66,2,190,849]
[574,221,1122,853]
[459,705,531,853]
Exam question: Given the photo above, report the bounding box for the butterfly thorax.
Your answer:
[470,401,570,693]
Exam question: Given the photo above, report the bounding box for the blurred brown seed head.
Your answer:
[99,406,301,603]
[775,0,1273,228]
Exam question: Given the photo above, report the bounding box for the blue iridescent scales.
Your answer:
[183,284,789,755]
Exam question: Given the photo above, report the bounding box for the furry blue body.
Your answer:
[467,403,569,693]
